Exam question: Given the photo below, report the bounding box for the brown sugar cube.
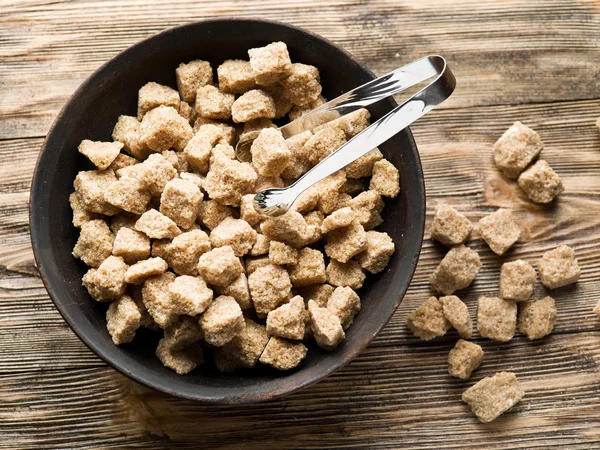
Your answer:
[106,295,141,345]
[250,128,291,178]
[493,121,543,179]
[518,160,564,204]
[307,300,345,351]
[325,221,367,263]
[135,209,181,239]
[259,336,307,370]
[406,296,451,340]
[500,260,536,301]
[242,117,277,135]
[248,264,292,317]
[161,150,189,173]
[156,338,203,374]
[261,211,309,248]
[176,60,213,103]
[269,241,299,265]
[108,153,138,172]
[477,209,520,256]
[139,105,193,152]
[109,212,138,234]
[321,207,357,234]
[248,42,292,86]
[261,83,293,120]
[538,245,581,289]
[301,127,346,165]
[69,192,100,228]
[245,255,271,276]
[231,89,276,123]
[72,219,114,268]
[430,204,472,246]
[125,257,168,285]
[112,227,150,264]
[335,193,353,210]
[280,63,322,106]
[199,295,244,347]
[255,174,284,192]
[151,239,171,260]
[315,108,371,139]
[198,246,243,287]
[348,190,384,230]
[204,155,257,206]
[462,372,524,423]
[164,316,203,350]
[303,211,325,245]
[112,115,151,160]
[73,169,120,215]
[345,148,383,179]
[164,229,211,276]
[141,272,178,328]
[104,176,152,215]
[291,184,320,214]
[240,194,265,227]
[178,101,193,122]
[82,256,128,302]
[297,283,335,308]
[448,339,483,380]
[183,128,222,175]
[217,59,257,94]
[518,296,556,340]
[197,200,236,230]
[137,82,180,120]
[477,296,517,342]
[326,259,365,290]
[78,140,122,170]
[369,159,400,198]
[430,245,482,295]
[168,275,213,316]
[130,285,159,330]
[217,318,269,370]
[327,286,360,330]
[355,230,395,275]
[289,248,327,287]
[210,217,257,257]
[179,172,204,190]
[250,234,271,256]
[159,178,203,230]
[439,295,472,339]
[288,95,326,121]
[214,273,252,310]
[266,295,306,340]
[195,85,234,120]
[314,170,347,215]
[136,153,178,196]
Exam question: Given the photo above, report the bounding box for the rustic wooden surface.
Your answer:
[2,0,600,448]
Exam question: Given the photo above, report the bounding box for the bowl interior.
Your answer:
[30,18,425,403]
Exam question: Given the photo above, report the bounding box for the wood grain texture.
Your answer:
[1,0,600,448]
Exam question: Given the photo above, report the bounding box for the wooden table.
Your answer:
[2,1,600,448]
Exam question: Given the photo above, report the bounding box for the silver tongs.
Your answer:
[246,55,456,216]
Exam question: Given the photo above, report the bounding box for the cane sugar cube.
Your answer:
[164,316,203,351]
[183,129,221,175]
[430,245,481,295]
[369,159,400,198]
[288,248,327,287]
[135,209,181,239]
[156,338,203,374]
[136,153,178,196]
[195,85,235,120]
[345,148,383,179]
[248,264,292,317]
[176,60,213,103]
[231,89,276,123]
[478,209,520,256]
[355,230,395,275]
[325,221,367,263]
[314,170,347,215]
[266,295,306,340]
[249,128,290,177]
[477,296,517,342]
[139,105,193,152]
[178,101,193,123]
[159,178,203,229]
[406,296,450,340]
[326,259,365,290]
[493,121,543,179]
[106,295,141,345]
[216,318,269,370]
[439,295,472,339]
[321,207,357,234]
[199,295,244,347]
[82,256,128,302]
[448,339,483,380]
[109,212,138,234]
[307,300,345,351]
[137,82,180,120]
[249,233,270,257]
[214,273,252,310]
[518,296,556,340]
[301,127,346,165]
[104,176,152,215]
[280,63,322,106]
[72,219,115,268]
[108,153,138,172]
[248,42,292,86]
[261,211,309,248]
[245,255,271,276]
[538,245,580,289]
[430,204,472,246]
[259,336,307,370]
[164,229,211,276]
[240,194,264,227]
[112,227,150,264]
[327,286,360,330]
[197,200,236,230]
[69,192,100,228]
[141,272,178,328]
[462,372,524,423]
[198,246,243,287]
[168,275,213,316]
[269,241,299,265]
[500,260,536,301]
[161,150,189,174]
[217,59,257,93]
[204,155,257,206]
[210,142,236,164]
[125,257,168,285]
[303,211,325,245]
[316,108,371,139]
[348,190,384,230]
[280,131,312,179]
[78,140,122,170]
[73,170,120,215]
[112,115,151,160]
[210,217,257,257]
[288,95,326,121]
[518,160,564,204]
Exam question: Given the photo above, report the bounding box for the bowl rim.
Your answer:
[29,16,425,403]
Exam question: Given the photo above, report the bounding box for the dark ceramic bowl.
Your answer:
[30,18,425,403]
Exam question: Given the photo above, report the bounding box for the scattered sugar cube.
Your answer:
[231,89,276,123]
[200,295,245,347]
[195,85,235,120]
[298,283,335,308]
[197,200,236,230]
[137,82,180,120]
[250,234,271,256]
[345,148,383,178]
[369,159,400,198]
[266,295,306,340]
[217,59,257,93]
[73,169,120,215]
[176,60,213,103]
[135,153,178,196]
[477,209,520,255]
[204,154,257,206]
[261,211,309,248]
[164,316,203,350]
[248,42,292,86]
[518,160,564,204]
[109,212,137,234]
[430,244,481,295]
[327,286,360,330]
[288,248,327,287]
[72,219,114,268]
[348,190,384,230]
[244,255,271,276]
[164,229,211,276]
[321,207,357,234]
[135,209,181,239]
[307,300,345,351]
[406,296,450,340]
[303,211,325,245]
[325,221,367,263]
[141,272,178,328]
[183,128,222,174]
[269,241,299,265]
[430,204,472,246]
[259,336,307,370]
[477,296,517,342]
[280,63,322,106]
[500,259,536,301]
[215,318,269,371]
[250,128,291,177]
[108,153,138,172]
[248,264,292,317]
[139,105,193,152]
[82,256,128,301]
[78,140,123,170]
[439,295,472,339]
[210,217,257,256]
[161,150,189,174]
[240,194,264,227]
[112,115,151,160]
[355,230,395,274]
[156,337,203,374]
[106,295,141,345]
[301,127,346,165]
[198,246,243,287]
[538,245,580,289]
[178,101,193,122]
[281,130,312,179]
[315,170,347,215]
[104,176,152,215]
[125,257,168,285]
[462,372,524,423]
[326,259,365,290]
[69,192,100,228]
[493,121,543,179]
[448,339,483,380]
[518,296,556,340]
[214,273,252,310]
[159,178,203,229]
[112,227,150,264]
[168,275,213,316]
